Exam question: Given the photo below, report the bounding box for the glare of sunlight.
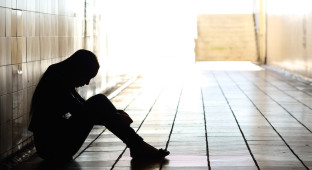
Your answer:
[196,61,263,71]
[267,0,311,15]
[96,0,257,77]
[196,0,254,14]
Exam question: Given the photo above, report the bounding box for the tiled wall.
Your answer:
[257,0,312,79]
[0,0,121,159]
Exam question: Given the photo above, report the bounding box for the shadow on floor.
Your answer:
[130,158,169,170]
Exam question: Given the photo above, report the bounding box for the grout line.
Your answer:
[159,87,183,170]
[258,75,312,134]
[243,70,312,127]
[111,82,168,170]
[200,87,211,170]
[266,69,312,96]
[212,71,260,170]
[227,71,309,170]
[263,64,312,85]
[164,88,183,151]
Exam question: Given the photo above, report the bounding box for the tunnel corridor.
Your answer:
[1,0,312,170]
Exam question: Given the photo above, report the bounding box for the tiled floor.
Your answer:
[14,62,312,170]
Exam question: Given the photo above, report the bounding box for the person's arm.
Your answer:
[117,110,133,126]
[62,88,85,117]
[71,88,86,104]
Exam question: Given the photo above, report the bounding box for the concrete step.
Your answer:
[196,14,257,61]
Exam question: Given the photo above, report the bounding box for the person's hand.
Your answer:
[118,110,133,126]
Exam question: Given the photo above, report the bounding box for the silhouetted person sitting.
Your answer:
[28,49,169,162]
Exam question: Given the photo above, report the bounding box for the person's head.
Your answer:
[64,49,100,87]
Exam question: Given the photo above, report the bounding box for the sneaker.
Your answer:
[130,142,170,158]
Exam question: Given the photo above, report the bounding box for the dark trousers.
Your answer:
[34,94,143,161]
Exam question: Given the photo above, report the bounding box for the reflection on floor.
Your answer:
[14,62,312,169]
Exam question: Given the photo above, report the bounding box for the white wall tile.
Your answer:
[22,11,27,37]
[12,89,27,119]
[12,114,27,146]
[17,63,27,90]
[0,65,13,95]
[0,121,12,154]
[26,61,41,87]
[5,9,11,36]
[39,0,47,13]
[26,62,32,87]
[16,0,26,10]
[12,64,27,92]
[26,37,40,62]
[12,64,18,92]
[40,59,51,74]
[51,37,58,58]
[40,37,49,59]
[17,37,26,63]
[26,0,35,11]
[11,0,16,9]
[0,7,5,36]
[0,38,12,66]
[4,0,11,8]
[39,13,45,36]
[0,0,5,7]
[26,87,34,114]
[11,10,17,36]
[11,37,17,64]
[0,94,13,125]
[33,61,41,85]
[25,12,39,37]
[16,10,22,37]
[52,0,58,15]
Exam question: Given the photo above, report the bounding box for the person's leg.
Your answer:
[85,94,143,148]
[62,114,94,156]
[85,94,169,158]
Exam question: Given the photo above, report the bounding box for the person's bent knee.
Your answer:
[87,94,108,103]
[86,94,109,109]
[85,94,117,114]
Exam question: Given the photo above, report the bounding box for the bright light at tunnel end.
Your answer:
[196,61,264,71]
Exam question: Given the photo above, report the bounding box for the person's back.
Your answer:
[29,64,75,133]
